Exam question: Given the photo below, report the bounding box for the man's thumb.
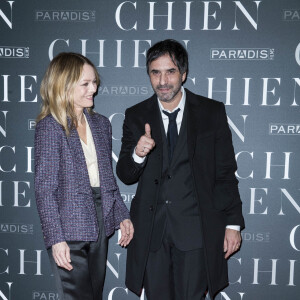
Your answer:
[145,123,151,138]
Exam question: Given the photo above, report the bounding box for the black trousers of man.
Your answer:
[144,222,208,300]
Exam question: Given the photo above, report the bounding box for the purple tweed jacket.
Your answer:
[34,110,129,249]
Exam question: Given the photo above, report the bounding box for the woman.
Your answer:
[34,52,134,299]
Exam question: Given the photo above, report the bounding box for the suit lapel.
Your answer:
[186,89,208,161]
[144,96,163,175]
[145,96,163,148]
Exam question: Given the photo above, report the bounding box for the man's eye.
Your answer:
[167,69,176,74]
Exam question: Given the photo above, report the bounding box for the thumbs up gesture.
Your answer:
[145,123,151,138]
[135,123,156,157]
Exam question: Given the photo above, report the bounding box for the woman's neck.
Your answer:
[75,109,85,127]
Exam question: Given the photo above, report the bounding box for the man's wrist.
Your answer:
[226,225,240,231]
[132,147,146,164]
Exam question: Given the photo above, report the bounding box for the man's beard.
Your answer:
[155,84,181,103]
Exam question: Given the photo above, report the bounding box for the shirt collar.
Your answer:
[157,86,186,119]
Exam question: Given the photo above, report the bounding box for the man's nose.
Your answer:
[159,73,168,86]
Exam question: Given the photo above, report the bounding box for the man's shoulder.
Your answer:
[125,94,156,115]
[185,88,223,109]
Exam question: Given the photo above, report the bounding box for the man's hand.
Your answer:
[52,241,73,271]
[223,228,241,259]
[119,219,134,247]
[135,123,155,157]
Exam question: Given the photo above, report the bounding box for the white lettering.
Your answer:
[265,152,291,179]
[19,249,42,275]
[0,1,14,29]
[233,1,261,30]
[249,188,268,215]
[203,1,221,30]
[115,1,137,31]
[253,258,278,285]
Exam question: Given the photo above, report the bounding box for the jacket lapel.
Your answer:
[145,95,163,147]
[67,120,91,195]
[186,89,208,161]
[84,110,110,191]
[144,96,163,175]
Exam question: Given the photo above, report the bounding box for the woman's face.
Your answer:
[73,64,97,113]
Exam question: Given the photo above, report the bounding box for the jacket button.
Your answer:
[149,205,153,211]
[167,174,172,179]
[154,179,159,184]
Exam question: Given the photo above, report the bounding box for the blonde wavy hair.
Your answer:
[37,52,100,135]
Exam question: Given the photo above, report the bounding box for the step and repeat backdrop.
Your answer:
[1,0,299,299]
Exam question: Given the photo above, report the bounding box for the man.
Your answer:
[117,39,245,300]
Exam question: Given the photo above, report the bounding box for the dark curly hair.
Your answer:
[146,39,189,79]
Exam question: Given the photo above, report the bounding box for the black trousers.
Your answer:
[48,187,108,300]
[144,227,208,300]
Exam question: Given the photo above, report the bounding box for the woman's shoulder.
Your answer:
[89,111,110,126]
[35,114,63,133]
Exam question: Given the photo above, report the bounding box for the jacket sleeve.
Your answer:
[213,103,245,229]
[105,119,130,227]
[116,108,147,185]
[34,119,65,248]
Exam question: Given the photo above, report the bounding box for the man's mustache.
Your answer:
[157,85,173,89]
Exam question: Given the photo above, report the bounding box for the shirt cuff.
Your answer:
[226,225,240,231]
[132,148,146,164]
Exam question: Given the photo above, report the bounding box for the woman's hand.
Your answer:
[119,219,134,247]
[52,242,73,271]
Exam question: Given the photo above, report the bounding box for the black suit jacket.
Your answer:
[117,88,245,297]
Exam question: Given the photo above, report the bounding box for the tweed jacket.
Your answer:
[34,110,129,249]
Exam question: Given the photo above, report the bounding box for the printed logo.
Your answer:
[241,231,270,243]
[32,291,59,300]
[0,46,29,58]
[269,123,300,135]
[283,9,300,21]
[35,10,95,22]
[98,85,152,96]
[28,119,36,130]
[0,223,34,234]
[121,192,135,203]
[210,48,275,60]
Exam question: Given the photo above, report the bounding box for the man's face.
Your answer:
[148,54,186,105]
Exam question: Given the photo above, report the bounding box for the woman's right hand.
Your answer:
[52,242,73,271]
